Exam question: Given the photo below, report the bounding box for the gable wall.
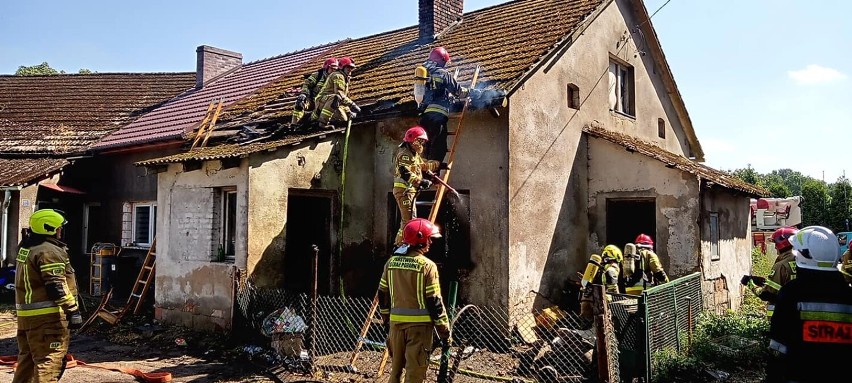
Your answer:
[507,0,698,310]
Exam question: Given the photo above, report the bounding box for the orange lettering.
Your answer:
[803,320,852,344]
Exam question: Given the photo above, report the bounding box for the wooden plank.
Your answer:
[190,100,217,150]
[201,98,225,148]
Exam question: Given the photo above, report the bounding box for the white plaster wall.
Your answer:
[506,0,696,309]
[700,188,753,311]
[155,159,248,330]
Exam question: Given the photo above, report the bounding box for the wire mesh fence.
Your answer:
[234,276,601,382]
[644,272,703,356]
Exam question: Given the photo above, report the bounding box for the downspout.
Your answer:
[2,189,12,265]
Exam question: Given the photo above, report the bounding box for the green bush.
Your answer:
[741,247,773,316]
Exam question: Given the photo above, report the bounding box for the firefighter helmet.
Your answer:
[323,58,339,70]
[790,226,840,271]
[402,218,441,246]
[339,57,356,69]
[428,47,450,66]
[602,244,623,264]
[404,126,429,143]
[635,234,654,249]
[770,226,798,252]
[29,209,67,236]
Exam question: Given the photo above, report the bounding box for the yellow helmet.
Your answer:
[29,209,67,235]
[602,244,623,264]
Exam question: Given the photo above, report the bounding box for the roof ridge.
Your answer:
[242,39,353,67]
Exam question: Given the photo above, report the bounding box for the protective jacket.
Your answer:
[312,70,355,125]
[751,249,797,317]
[840,249,852,284]
[768,268,852,382]
[419,60,468,117]
[624,249,668,295]
[601,262,621,295]
[15,236,78,329]
[393,145,440,191]
[377,248,449,330]
[300,69,328,100]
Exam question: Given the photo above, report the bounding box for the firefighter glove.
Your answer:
[348,111,357,119]
[67,310,83,330]
[419,179,433,190]
[296,94,308,102]
[750,275,766,287]
[740,275,751,286]
[350,103,362,114]
[424,170,438,181]
[439,162,451,170]
[437,324,451,341]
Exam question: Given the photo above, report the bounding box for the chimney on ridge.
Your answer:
[195,45,242,88]
[419,0,464,42]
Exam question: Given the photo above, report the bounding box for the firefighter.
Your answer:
[392,126,448,246]
[292,58,338,126]
[311,56,361,129]
[623,234,669,295]
[13,209,82,383]
[378,218,451,383]
[417,47,481,162]
[767,226,852,383]
[579,245,622,319]
[741,226,798,317]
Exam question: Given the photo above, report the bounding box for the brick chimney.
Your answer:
[419,0,464,42]
[195,45,242,88]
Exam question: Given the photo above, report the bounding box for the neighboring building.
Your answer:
[137,0,767,330]
[0,73,195,283]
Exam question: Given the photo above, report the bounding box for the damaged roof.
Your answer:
[0,158,68,187]
[0,73,195,155]
[94,42,343,150]
[135,128,345,166]
[215,0,607,128]
[583,124,768,197]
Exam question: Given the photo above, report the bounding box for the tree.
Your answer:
[801,179,830,227]
[732,165,760,186]
[828,176,852,232]
[78,69,93,74]
[15,62,63,76]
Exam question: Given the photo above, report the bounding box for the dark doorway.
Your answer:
[283,190,336,295]
[606,199,656,248]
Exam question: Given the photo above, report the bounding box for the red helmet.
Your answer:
[635,234,654,248]
[339,57,356,69]
[323,58,339,70]
[428,47,450,66]
[771,226,798,251]
[404,126,429,143]
[403,218,441,246]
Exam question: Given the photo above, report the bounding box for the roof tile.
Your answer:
[0,158,68,186]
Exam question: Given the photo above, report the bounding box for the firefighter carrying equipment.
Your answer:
[791,226,841,271]
[377,228,449,383]
[14,216,79,383]
[742,248,797,317]
[579,254,620,319]
[623,248,669,295]
[417,51,470,161]
[414,65,429,105]
[767,266,852,383]
[602,244,623,264]
[392,140,440,245]
[292,58,337,125]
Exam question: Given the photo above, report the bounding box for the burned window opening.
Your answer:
[606,198,655,249]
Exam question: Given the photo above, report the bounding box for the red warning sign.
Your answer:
[803,320,852,344]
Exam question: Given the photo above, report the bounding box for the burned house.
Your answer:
[136,0,766,330]
[0,73,195,286]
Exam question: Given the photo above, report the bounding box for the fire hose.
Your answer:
[0,353,172,383]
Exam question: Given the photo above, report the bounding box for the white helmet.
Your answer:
[790,226,840,271]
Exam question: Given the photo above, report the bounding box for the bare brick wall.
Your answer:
[169,187,216,261]
[196,45,242,88]
[419,0,464,41]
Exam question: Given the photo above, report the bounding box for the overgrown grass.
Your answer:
[653,247,771,382]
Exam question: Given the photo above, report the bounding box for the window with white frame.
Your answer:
[609,60,635,116]
[216,188,237,263]
[125,202,156,247]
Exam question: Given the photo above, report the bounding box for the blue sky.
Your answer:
[2,0,849,183]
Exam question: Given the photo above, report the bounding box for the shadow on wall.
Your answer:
[535,144,588,312]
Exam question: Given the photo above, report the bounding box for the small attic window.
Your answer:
[567,83,580,109]
[658,118,666,138]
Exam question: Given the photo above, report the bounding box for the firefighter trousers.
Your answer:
[419,112,449,162]
[388,323,433,383]
[13,321,69,383]
[291,99,315,125]
[311,95,350,126]
[393,187,417,246]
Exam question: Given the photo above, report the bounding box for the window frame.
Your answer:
[658,118,666,139]
[567,83,580,109]
[709,212,720,260]
[609,59,635,117]
[218,187,238,262]
[131,202,157,247]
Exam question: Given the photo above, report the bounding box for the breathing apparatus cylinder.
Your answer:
[622,243,637,277]
[581,253,602,288]
[414,65,428,105]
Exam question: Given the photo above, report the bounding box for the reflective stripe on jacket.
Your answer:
[393,145,439,190]
[378,249,448,326]
[421,60,468,116]
[15,237,78,329]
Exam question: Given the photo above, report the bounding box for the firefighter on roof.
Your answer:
[311,56,361,129]
[292,58,338,126]
[378,218,451,383]
[13,209,81,383]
